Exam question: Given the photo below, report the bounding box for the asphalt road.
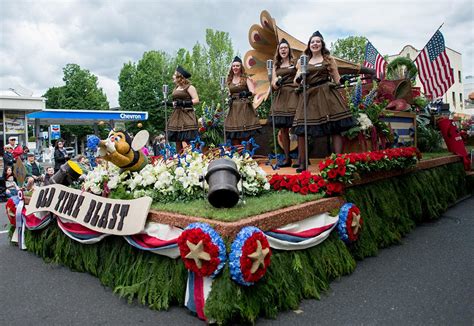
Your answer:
[0,197,473,325]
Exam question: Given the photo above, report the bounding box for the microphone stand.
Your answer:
[267,59,279,170]
[220,76,227,145]
[162,84,169,146]
[301,56,309,171]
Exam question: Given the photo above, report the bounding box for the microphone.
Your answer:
[300,55,308,75]
[220,76,226,91]
[266,59,273,81]
[162,84,169,99]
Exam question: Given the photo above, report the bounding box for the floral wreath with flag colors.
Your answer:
[177,223,226,278]
[229,226,272,286]
[337,203,363,243]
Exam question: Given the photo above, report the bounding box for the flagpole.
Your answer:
[413,22,445,61]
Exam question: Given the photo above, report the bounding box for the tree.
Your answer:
[62,63,109,110]
[117,29,235,136]
[331,36,368,64]
[43,63,110,144]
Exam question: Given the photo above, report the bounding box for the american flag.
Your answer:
[414,30,454,98]
[364,41,387,79]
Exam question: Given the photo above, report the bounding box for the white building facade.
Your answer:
[388,45,464,112]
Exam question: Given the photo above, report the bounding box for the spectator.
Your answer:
[43,167,55,186]
[25,152,45,190]
[4,166,19,198]
[3,144,15,173]
[54,139,69,172]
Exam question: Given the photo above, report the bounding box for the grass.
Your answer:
[151,191,324,222]
[420,150,452,160]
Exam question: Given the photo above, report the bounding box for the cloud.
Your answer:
[1,0,472,107]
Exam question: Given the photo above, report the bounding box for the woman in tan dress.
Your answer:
[270,38,298,167]
[293,31,354,172]
[167,65,200,153]
[225,56,261,146]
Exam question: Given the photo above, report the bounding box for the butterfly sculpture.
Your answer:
[244,10,369,109]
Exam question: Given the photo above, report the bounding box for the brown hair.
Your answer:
[226,62,247,86]
[174,72,190,87]
[303,34,334,73]
[274,42,295,69]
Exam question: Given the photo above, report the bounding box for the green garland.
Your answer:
[18,162,469,324]
[386,57,418,81]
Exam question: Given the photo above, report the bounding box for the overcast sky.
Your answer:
[1,0,472,107]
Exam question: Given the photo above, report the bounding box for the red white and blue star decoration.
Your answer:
[177,223,226,278]
[229,226,272,286]
[337,203,363,244]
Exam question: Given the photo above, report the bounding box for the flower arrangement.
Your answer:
[82,150,270,203]
[229,226,271,286]
[198,102,224,147]
[337,203,363,244]
[269,171,334,196]
[343,79,393,144]
[177,223,226,278]
[269,147,420,197]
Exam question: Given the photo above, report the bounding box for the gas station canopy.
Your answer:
[27,109,148,125]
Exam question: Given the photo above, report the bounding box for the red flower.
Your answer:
[326,182,344,195]
[240,232,272,283]
[292,184,301,193]
[300,186,309,195]
[308,183,319,193]
[337,165,346,176]
[327,169,338,179]
[177,228,221,277]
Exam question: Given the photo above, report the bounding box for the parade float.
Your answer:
[6,10,473,325]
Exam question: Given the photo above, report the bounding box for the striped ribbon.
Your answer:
[265,213,338,250]
[57,217,109,244]
[185,271,213,321]
[124,222,182,258]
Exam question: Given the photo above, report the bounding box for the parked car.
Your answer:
[65,147,75,158]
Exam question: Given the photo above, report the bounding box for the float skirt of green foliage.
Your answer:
[20,162,468,324]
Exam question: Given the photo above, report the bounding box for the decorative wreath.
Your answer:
[386,57,418,82]
[337,203,363,244]
[229,226,272,286]
[177,223,226,278]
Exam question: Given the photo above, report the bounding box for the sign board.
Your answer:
[50,125,61,140]
[26,184,152,235]
[5,112,25,134]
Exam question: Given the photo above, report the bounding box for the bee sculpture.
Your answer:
[98,129,149,172]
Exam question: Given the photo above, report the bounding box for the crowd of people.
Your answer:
[1,136,89,199]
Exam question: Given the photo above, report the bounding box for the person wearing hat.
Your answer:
[3,144,15,174]
[292,31,354,172]
[25,152,45,190]
[167,65,199,153]
[270,38,298,167]
[54,139,69,172]
[224,56,261,145]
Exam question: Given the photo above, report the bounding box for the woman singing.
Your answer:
[270,38,298,167]
[224,56,261,146]
[293,31,354,172]
[167,65,200,153]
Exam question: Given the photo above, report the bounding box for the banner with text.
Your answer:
[25,184,151,236]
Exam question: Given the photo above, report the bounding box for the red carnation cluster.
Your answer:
[177,228,221,277]
[269,171,328,196]
[240,232,271,283]
[346,206,363,242]
[270,147,420,198]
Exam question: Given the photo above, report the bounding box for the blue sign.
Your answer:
[50,125,61,140]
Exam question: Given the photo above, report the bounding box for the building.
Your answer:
[388,45,464,112]
[0,87,45,151]
[463,75,474,112]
